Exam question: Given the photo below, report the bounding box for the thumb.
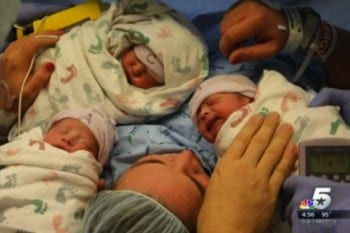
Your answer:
[309,87,350,107]
[22,62,55,109]
[309,87,350,124]
[228,41,280,64]
[308,88,333,107]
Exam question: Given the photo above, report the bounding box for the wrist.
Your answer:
[281,6,325,79]
[315,21,337,63]
[282,6,321,53]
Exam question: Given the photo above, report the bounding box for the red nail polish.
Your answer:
[230,56,239,64]
[45,62,55,72]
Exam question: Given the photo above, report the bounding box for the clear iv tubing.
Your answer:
[15,16,59,136]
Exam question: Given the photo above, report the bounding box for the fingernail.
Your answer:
[280,123,293,133]
[268,112,280,121]
[45,62,55,72]
[252,113,264,122]
[230,57,238,64]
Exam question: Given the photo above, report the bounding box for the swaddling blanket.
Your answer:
[216,69,350,157]
[11,0,208,136]
[0,127,101,233]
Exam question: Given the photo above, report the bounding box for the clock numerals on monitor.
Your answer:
[299,138,350,182]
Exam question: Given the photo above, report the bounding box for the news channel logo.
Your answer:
[299,187,332,210]
[297,186,350,220]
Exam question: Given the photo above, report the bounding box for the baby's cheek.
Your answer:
[197,123,207,135]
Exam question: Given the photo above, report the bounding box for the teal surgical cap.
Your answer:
[81,190,190,233]
[0,0,20,48]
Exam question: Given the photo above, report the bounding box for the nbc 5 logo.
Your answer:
[299,187,332,210]
[312,187,332,209]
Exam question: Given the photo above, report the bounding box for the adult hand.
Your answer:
[198,112,297,233]
[308,87,350,125]
[220,0,288,64]
[0,30,62,112]
[283,175,350,233]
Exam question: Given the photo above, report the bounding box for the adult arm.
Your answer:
[0,31,61,112]
[219,0,350,89]
[197,112,297,233]
[0,31,61,142]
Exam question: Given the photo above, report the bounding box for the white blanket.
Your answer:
[11,0,208,137]
[216,70,350,233]
[0,127,101,233]
[216,69,350,157]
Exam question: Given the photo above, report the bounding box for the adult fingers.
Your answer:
[3,31,61,70]
[308,88,350,125]
[222,113,265,160]
[219,19,259,58]
[270,142,297,194]
[220,3,245,35]
[308,87,333,107]
[24,31,61,56]
[257,123,294,176]
[227,40,280,64]
[32,30,62,48]
[309,87,349,107]
[20,62,55,109]
[243,112,281,166]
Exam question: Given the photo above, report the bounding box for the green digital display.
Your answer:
[306,146,350,174]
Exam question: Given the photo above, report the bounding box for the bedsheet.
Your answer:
[10,0,350,185]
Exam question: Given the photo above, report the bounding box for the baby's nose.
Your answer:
[62,136,73,146]
[198,105,211,119]
[132,62,146,74]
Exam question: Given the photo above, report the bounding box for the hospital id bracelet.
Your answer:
[257,1,322,55]
[282,6,321,54]
[282,6,322,80]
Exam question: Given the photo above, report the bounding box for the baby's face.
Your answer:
[195,92,253,143]
[43,118,99,158]
[121,49,162,89]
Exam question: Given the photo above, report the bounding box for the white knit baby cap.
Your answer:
[46,108,117,166]
[189,74,257,126]
[134,45,165,83]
